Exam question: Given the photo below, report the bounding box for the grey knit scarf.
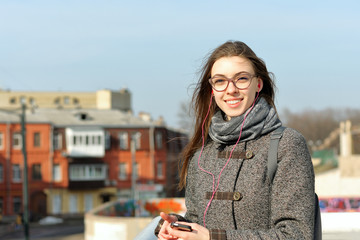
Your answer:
[208,97,282,144]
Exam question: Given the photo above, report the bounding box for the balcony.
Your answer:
[68,163,107,189]
[65,127,105,157]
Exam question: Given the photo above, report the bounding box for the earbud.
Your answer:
[258,83,261,89]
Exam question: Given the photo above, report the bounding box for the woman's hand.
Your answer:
[158,212,178,240]
[158,213,210,240]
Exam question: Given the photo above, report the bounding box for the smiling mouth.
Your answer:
[225,99,241,104]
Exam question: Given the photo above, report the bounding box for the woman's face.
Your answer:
[211,56,262,119]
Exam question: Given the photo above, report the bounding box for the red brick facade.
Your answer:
[0,122,187,219]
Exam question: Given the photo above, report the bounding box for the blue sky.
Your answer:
[0,0,359,128]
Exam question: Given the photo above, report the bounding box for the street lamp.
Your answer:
[20,100,30,240]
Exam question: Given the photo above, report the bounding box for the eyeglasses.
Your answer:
[209,72,257,92]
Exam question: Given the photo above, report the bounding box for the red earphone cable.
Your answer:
[197,90,260,227]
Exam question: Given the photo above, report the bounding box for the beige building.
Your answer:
[0,88,132,112]
[315,120,360,197]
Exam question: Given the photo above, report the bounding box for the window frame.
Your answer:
[119,131,128,150]
[0,163,3,182]
[32,164,42,180]
[155,132,163,149]
[13,196,22,214]
[105,131,111,150]
[12,164,22,182]
[12,132,22,149]
[53,132,63,150]
[131,132,141,150]
[157,161,164,179]
[118,162,127,180]
[53,164,62,182]
[33,132,41,147]
[0,132,4,150]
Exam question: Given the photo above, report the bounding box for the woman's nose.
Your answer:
[226,80,238,93]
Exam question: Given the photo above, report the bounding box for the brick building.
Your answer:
[0,89,188,219]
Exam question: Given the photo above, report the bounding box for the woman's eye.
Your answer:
[237,76,250,81]
[214,79,226,84]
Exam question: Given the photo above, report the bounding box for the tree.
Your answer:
[280,107,360,153]
[177,100,194,134]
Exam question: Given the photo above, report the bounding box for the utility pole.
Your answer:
[130,139,138,217]
[20,102,30,240]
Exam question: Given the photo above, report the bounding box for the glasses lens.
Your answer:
[210,77,228,91]
[235,73,252,89]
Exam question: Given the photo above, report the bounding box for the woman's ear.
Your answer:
[257,78,263,92]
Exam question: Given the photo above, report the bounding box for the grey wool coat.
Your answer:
[184,127,315,239]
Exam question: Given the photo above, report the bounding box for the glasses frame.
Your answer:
[209,72,257,92]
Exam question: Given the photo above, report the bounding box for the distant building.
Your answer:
[315,121,360,209]
[0,88,132,112]
[0,89,187,219]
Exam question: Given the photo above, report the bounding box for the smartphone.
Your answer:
[170,222,192,232]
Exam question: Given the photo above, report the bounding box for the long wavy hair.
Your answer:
[178,40,277,190]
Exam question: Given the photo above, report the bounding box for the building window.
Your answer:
[155,132,163,149]
[12,164,21,182]
[69,165,107,181]
[69,194,78,213]
[10,97,16,104]
[84,194,93,212]
[90,135,101,145]
[54,97,60,105]
[131,132,141,150]
[19,96,26,104]
[78,136,83,145]
[13,197,22,214]
[64,96,70,105]
[29,97,36,106]
[0,132,4,150]
[13,132,22,149]
[134,162,139,180]
[119,132,128,150]
[52,194,61,214]
[73,135,83,145]
[32,164,42,180]
[157,162,164,178]
[53,132,62,150]
[0,164,3,182]
[0,197,3,215]
[118,163,127,180]
[33,132,41,147]
[105,131,111,150]
[53,164,62,182]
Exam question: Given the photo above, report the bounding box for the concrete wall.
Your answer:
[315,168,360,197]
[84,205,360,239]
[85,213,153,240]
[322,212,360,233]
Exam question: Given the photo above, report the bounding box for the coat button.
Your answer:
[246,150,254,159]
[233,192,242,201]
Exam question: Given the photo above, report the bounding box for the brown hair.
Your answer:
[178,40,277,190]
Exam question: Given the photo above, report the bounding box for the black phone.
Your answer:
[170,222,192,232]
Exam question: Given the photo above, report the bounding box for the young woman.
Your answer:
[157,41,315,240]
